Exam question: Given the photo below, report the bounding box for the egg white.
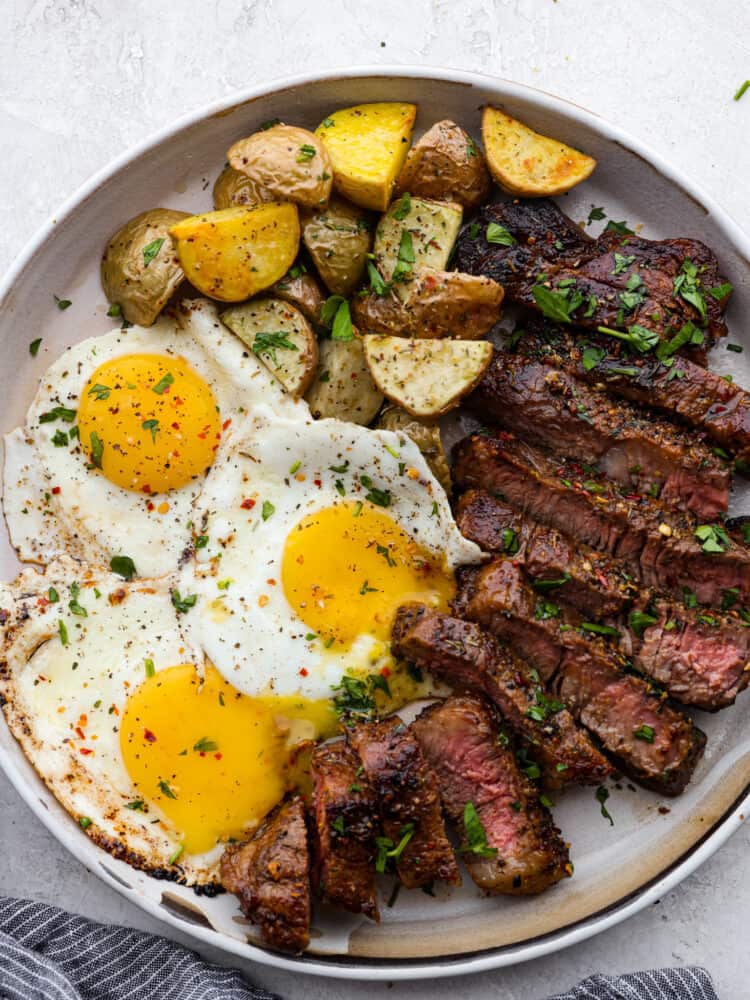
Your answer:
[3,299,305,577]
[177,406,483,699]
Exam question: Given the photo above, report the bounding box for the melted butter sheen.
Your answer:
[120,664,336,855]
[76,353,221,494]
[281,501,455,648]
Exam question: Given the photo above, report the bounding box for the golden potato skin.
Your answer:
[395,120,491,211]
[271,268,326,325]
[305,333,383,425]
[212,165,273,209]
[377,405,452,494]
[101,208,190,327]
[352,268,503,340]
[301,196,373,296]
[227,124,333,208]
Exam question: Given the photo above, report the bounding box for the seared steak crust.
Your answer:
[453,432,750,607]
[349,716,461,889]
[413,694,570,894]
[467,353,729,519]
[457,559,706,794]
[455,198,730,356]
[391,603,612,787]
[311,741,379,920]
[220,796,310,953]
[455,489,635,618]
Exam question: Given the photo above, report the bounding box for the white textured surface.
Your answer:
[2,1,750,997]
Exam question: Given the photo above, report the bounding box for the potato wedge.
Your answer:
[376,405,452,494]
[352,268,503,339]
[301,196,373,296]
[213,165,274,209]
[482,106,596,197]
[305,333,383,424]
[169,204,300,302]
[101,208,190,326]
[394,120,491,211]
[221,298,318,397]
[227,124,333,208]
[271,266,326,325]
[363,335,493,418]
[315,103,416,212]
[373,196,462,301]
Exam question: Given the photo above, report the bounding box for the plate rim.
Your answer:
[1,63,749,981]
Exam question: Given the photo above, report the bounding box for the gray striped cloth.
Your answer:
[0,897,719,999]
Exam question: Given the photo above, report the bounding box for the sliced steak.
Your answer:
[453,432,750,607]
[220,796,310,953]
[310,741,379,920]
[455,198,730,357]
[391,603,612,787]
[413,694,571,894]
[514,319,750,465]
[348,716,460,889]
[455,488,635,618]
[467,352,728,518]
[458,560,706,794]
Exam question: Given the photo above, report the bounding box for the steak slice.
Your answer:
[413,694,571,894]
[391,603,612,787]
[458,560,706,794]
[467,352,729,519]
[220,796,310,953]
[310,741,379,920]
[455,488,635,618]
[514,319,750,465]
[348,716,460,889]
[452,432,750,607]
[455,198,730,357]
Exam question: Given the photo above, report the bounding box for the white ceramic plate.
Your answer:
[2,67,750,981]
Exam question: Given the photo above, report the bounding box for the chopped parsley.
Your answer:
[141,418,159,442]
[54,295,72,310]
[152,372,174,395]
[51,429,68,447]
[534,599,559,621]
[486,222,516,246]
[532,283,582,324]
[673,259,707,323]
[604,219,634,235]
[88,383,111,401]
[655,320,704,360]
[461,802,497,858]
[125,800,145,811]
[68,582,87,617]
[58,620,69,646]
[580,621,619,637]
[110,555,137,580]
[360,474,391,508]
[532,573,571,592]
[107,303,122,318]
[39,405,76,424]
[501,527,519,555]
[142,238,165,267]
[261,500,275,521]
[375,823,416,872]
[158,779,177,800]
[633,724,655,743]
[612,252,635,275]
[709,282,733,301]
[596,786,614,825]
[587,205,606,224]
[694,523,731,554]
[193,737,219,753]
[296,144,317,162]
[252,331,299,366]
[582,345,605,372]
[629,610,658,637]
[171,590,197,614]
[79,816,92,829]
[392,229,415,283]
[144,658,155,678]
[734,80,750,102]
[89,431,104,469]
[260,118,280,130]
[392,192,411,220]
[29,338,42,357]
[367,260,391,296]
[597,323,659,354]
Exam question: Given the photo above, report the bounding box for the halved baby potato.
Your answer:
[271,267,326,325]
[101,208,190,326]
[227,124,333,208]
[315,103,417,212]
[373,197,462,301]
[213,165,273,209]
[221,298,318,397]
[305,334,384,425]
[363,335,493,418]
[394,120,491,211]
[482,106,596,197]
[169,204,300,302]
[376,405,452,494]
[301,196,373,296]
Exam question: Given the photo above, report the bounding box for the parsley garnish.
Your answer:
[629,610,658,637]
[193,737,219,752]
[52,429,68,447]
[58,620,69,646]
[734,80,750,102]
[633,724,655,743]
[297,144,316,162]
[89,431,104,469]
[262,500,275,521]
[141,418,159,442]
[612,252,635,275]
[533,573,571,592]
[532,283,582,323]
[534,599,559,621]
[54,295,72,310]
[158,780,177,800]
[68,582,87,617]
[88,383,111,401]
[144,658,155,678]
[376,543,396,567]
[694,524,731,554]
[260,118,280,130]
[392,192,411,220]
[486,222,516,246]
[673,259,707,323]
[392,229,415,282]
[375,823,416,872]
[47,587,59,603]
[171,590,197,613]
[39,405,76,424]
[604,219,634,235]
[29,338,42,357]
[252,331,299,366]
[359,475,391,508]
[110,555,136,580]
[107,303,122,318]
[596,785,614,825]
[582,345,605,372]
[655,320,704,360]
[142,238,165,267]
[367,261,391,296]
[125,800,145,811]
[597,323,659,354]
[322,116,335,128]
[152,372,174,395]
[501,527,519,555]
[709,282,733,301]
[580,621,619,637]
[587,205,606,224]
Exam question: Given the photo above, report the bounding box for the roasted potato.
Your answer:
[169,204,300,302]
[301,196,373,296]
[221,298,318,397]
[271,266,326,325]
[101,208,190,326]
[374,196,462,301]
[353,268,503,339]
[363,335,493,418]
[482,106,596,197]
[212,165,274,209]
[227,124,332,208]
[305,333,383,424]
[376,405,452,493]
[394,120,491,211]
[315,103,416,212]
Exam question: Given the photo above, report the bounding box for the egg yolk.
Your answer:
[281,501,455,648]
[120,664,336,855]
[76,353,221,494]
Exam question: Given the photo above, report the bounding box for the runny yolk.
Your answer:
[281,500,455,648]
[120,664,336,855]
[76,353,221,494]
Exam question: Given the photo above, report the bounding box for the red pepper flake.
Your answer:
[299,667,309,677]
[37,597,49,608]
[241,498,256,510]
[79,747,93,756]
[380,666,391,678]
[143,484,152,494]
[75,726,85,740]
[199,751,205,758]
[222,418,232,431]
[313,479,322,488]
[266,578,276,586]
[143,728,157,743]
[51,486,61,495]
[146,501,155,511]
[171,421,180,430]
[596,571,608,588]
[214,752,222,760]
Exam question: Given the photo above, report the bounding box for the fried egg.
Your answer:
[3,300,303,578]
[177,406,483,699]
[0,559,335,881]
